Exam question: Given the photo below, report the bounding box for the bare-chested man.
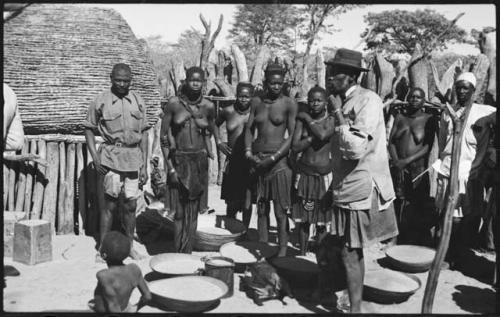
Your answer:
[244,63,297,257]
[389,87,438,245]
[292,86,334,255]
[160,66,220,253]
[91,231,151,313]
[216,82,254,227]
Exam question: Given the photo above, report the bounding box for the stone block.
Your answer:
[13,219,52,265]
[3,211,27,257]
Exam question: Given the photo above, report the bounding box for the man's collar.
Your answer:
[111,90,132,104]
[343,85,358,100]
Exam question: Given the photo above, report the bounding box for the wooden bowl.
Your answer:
[149,276,228,313]
[363,269,421,304]
[270,255,320,288]
[150,253,204,276]
[219,241,279,272]
[194,216,247,251]
[385,245,436,273]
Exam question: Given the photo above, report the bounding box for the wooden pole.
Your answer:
[76,143,86,235]
[31,140,47,219]
[315,49,326,89]
[231,44,249,82]
[479,31,496,104]
[422,100,472,313]
[57,142,66,234]
[375,53,396,100]
[470,54,490,103]
[14,139,29,211]
[62,143,75,234]
[42,142,59,232]
[3,162,10,210]
[8,160,17,211]
[24,139,37,213]
[250,45,270,89]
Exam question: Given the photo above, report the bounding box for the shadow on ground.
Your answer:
[452,284,497,314]
[457,248,495,284]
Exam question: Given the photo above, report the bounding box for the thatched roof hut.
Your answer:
[3,4,162,135]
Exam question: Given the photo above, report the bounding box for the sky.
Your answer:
[83,3,495,55]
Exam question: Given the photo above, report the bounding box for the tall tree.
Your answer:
[227,4,302,61]
[362,9,466,55]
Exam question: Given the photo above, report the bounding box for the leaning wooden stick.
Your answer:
[421,100,470,313]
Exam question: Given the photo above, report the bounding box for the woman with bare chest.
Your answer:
[216,82,254,227]
[388,87,438,245]
[160,66,219,253]
[244,64,297,257]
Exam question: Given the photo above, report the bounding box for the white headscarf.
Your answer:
[456,72,477,88]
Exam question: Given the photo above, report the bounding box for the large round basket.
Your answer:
[149,276,228,313]
[385,245,436,273]
[219,241,279,272]
[150,253,205,277]
[270,255,320,288]
[194,216,247,251]
[363,269,421,304]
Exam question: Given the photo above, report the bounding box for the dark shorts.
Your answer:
[291,172,333,225]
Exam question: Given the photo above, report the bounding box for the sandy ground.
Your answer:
[3,185,498,314]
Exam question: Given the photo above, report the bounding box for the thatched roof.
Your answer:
[3,4,162,135]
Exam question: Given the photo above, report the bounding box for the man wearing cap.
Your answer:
[84,63,149,261]
[435,72,496,268]
[308,48,398,312]
[244,63,297,257]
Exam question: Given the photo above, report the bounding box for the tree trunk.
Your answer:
[409,43,429,96]
[315,49,326,88]
[231,44,249,82]
[199,14,224,71]
[470,54,490,103]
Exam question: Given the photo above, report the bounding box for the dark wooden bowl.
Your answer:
[385,245,436,273]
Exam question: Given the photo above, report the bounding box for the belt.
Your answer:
[106,142,139,148]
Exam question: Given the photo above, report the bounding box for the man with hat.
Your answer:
[84,63,149,261]
[308,48,398,312]
[244,63,297,257]
[434,72,496,269]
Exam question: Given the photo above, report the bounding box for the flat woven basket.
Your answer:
[194,216,247,251]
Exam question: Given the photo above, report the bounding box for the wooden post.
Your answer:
[409,43,429,95]
[231,44,249,82]
[422,101,472,313]
[479,31,496,104]
[57,142,66,234]
[470,54,490,103]
[3,162,9,210]
[8,160,17,211]
[362,58,378,92]
[199,14,224,70]
[24,140,37,212]
[250,45,270,89]
[62,143,75,234]
[14,139,29,211]
[42,142,59,232]
[375,53,395,100]
[76,143,86,235]
[86,147,99,236]
[31,140,47,219]
[315,49,326,89]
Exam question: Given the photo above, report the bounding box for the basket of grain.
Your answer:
[219,241,279,273]
[194,215,247,251]
[150,253,205,277]
[149,276,228,312]
[270,255,320,288]
[363,268,421,304]
[385,245,436,273]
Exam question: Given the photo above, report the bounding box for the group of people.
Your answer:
[81,47,498,313]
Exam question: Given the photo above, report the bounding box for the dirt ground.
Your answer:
[3,185,498,314]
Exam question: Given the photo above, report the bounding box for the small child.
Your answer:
[90,231,152,313]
